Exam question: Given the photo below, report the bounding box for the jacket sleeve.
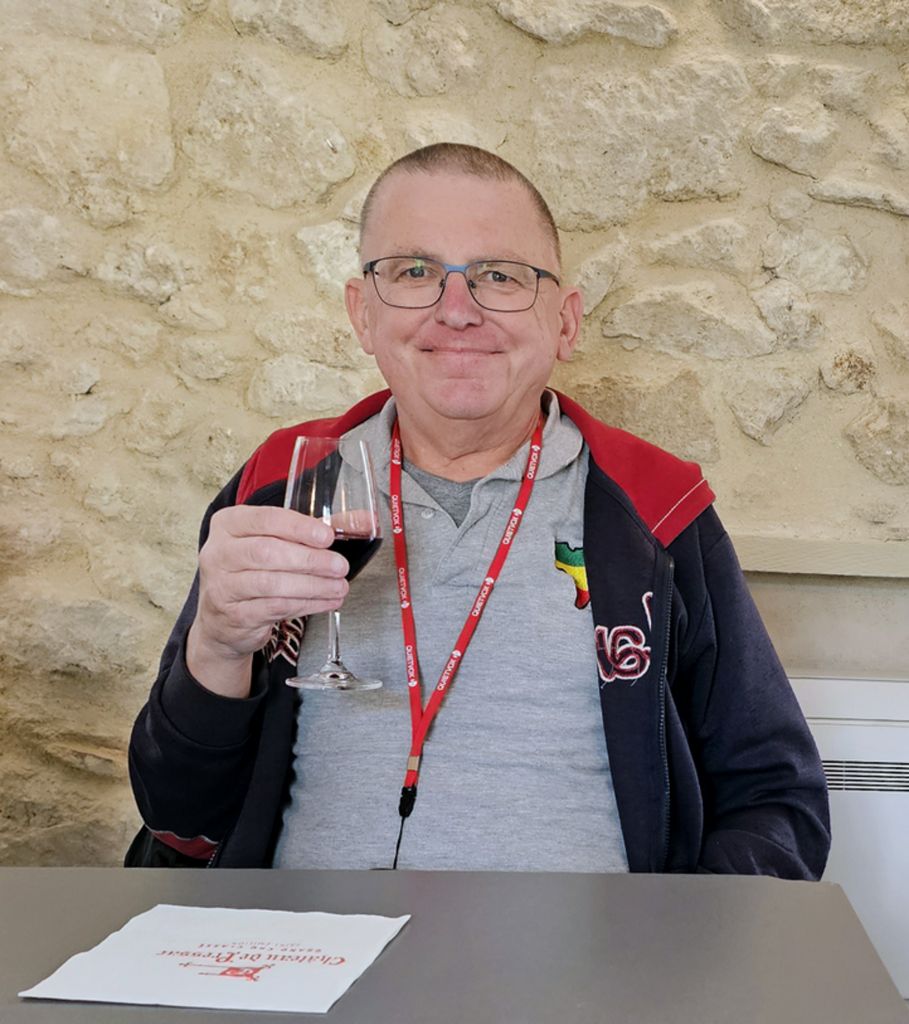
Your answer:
[667,507,831,879]
[127,467,270,864]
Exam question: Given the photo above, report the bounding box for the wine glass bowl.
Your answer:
[283,436,383,691]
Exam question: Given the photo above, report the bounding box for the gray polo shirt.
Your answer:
[272,392,629,873]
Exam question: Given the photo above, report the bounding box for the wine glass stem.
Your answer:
[328,608,343,667]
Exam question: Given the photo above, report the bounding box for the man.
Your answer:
[128,144,830,877]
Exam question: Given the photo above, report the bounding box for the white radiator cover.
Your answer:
[790,677,909,998]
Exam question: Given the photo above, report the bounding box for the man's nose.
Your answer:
[435,270,484,328]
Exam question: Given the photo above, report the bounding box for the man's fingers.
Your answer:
[227,569,349,603]
[194,505,357,658]
[212,504,335,547]
[233,535,348,577]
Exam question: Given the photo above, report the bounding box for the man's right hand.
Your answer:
[186,505,350,698]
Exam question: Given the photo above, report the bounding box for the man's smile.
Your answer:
[417,340,505,355]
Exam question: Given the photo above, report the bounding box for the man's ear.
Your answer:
[345,277,374,355]
[556,286,584,362]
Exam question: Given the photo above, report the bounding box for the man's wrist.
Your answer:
[186,621,255,699]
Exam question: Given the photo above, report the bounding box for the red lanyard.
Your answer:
[389,415,544,819]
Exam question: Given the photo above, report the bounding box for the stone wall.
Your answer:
[1,0,907,864]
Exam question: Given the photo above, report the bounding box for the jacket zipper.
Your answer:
[656,554,674,870]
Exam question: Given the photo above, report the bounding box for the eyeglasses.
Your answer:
[363,256,560,312]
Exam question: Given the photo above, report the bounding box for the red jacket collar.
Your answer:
[237,389,714,546]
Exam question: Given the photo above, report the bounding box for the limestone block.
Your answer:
[363,5,486,97]
[0,772,137,867]
[99,479,186,554]
[183,57,355,208]
[749,56,878,116]
[294,222,360,296]
[176,336,232,382]
[603,283,776,360]
[0,40,174,226]
[95,241,195,305]
[872,303,909,366]
[228,0,347,57]
[809,64,880,116]
[845,398,909,485]
[402,111,496,152]
[89,543,189,612]
[213,225,279,303]
[768,189,812,223]
[531,58,749,228]
[0,318,34,370]
[43,738,127,780]
[640,219,750,275]
[0,592,146,676]
[0,0,185,48]
[77,316,161,365]
[494,0,677,47]
[61,362,101,396]
[247,355,367,418]
[49,397,110,439]
[82,468,133,521]
[255,311,362,367]
[157,288,227,331]
[574,239,627,315]
[340,185,371,225]
[855,502,899,526]
[49,450,79,475]
[139,488,199,555]
[750,279,823,350]
[124,394,188,456]
[572,371,719,463]
[0,508,61,564]
[0,208,80,297]
[751,101,837,177]
[820,346,876,394]
[808,171,909,218]
[373,0,436,23]
[0,456,38,481]
[717,0,909,47]
[0,317,40,372]
[3,716,137,794]
[727,367,811,445]
[73,188,143,232]
[761,227,868,294]
[871,106,909,171]
[0,690,135,782]
[189,425,244,488]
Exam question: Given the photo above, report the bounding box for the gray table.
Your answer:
[2,868,906,1023]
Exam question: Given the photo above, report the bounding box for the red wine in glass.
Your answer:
[330,534,382,581]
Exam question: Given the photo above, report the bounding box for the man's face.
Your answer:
[345,170,582,433]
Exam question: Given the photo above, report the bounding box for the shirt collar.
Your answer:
[341,389,583,494]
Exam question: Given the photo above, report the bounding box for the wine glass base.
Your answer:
[286,665,383,691]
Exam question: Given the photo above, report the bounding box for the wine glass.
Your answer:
[283,435,383,690]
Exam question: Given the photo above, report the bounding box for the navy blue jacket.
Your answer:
[127,392,830,876]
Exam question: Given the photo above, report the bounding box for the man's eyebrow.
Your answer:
[477,250,531,263]
[381,246,440,260]
[379,247,542,264]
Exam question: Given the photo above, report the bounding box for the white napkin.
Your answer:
[20,903,410,1014]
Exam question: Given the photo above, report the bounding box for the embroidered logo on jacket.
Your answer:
[595,592,653,685]
[264,617,305,666]
[554,542,590,609]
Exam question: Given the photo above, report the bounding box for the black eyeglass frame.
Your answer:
[362,256,561,312]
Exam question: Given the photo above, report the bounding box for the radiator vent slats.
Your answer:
[822,760,909,792]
